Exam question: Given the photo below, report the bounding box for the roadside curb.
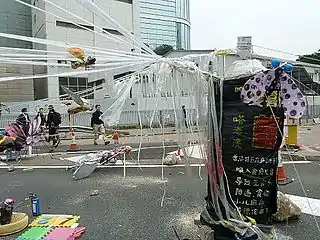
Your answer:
[281,153,320,161]
[60,131,177,140]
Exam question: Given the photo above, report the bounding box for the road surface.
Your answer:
[0,161,319,240]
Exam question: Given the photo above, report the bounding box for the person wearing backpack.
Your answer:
[46,105,61,148]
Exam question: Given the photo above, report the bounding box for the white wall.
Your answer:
[31,0,140,99]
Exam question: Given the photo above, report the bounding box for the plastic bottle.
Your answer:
[29,193,41,216]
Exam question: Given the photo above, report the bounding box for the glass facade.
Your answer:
[140,0,191,50]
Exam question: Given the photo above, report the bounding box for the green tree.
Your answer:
[154,44,174,56]
[297,50,320,65]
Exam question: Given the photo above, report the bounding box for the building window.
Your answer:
[59,77,106,100]
[102,28,123,36]
[56,21,94,31]
[57,60,68,64]
[34,14,36,24]
[115,0,133,4]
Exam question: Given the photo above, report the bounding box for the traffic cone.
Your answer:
[277,153,287,181]
[68,129,80,152]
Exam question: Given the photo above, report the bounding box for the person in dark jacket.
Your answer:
[182,105,188,128]
[46,105,61,148]
[16,108,30,136]
[91,105,109,145]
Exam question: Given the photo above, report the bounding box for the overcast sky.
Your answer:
[190,0,319,60]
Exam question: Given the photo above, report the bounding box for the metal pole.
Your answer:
[123,153,126,178]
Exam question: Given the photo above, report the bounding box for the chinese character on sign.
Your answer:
[251,208,259,216]
[258,200,265,206]
[233,138,242,149]
[243,189,252,198]
[263,190,270,197]
[252,168,258,175]
[250,199,258,206]
[256,189,263,198]
[252,115,279,149]
[236,167,244,173]
[235,177,243,186]
[244,179,251,186]
[253,180,259,187]
[258,168,265,176]
[232,114,246,149]
[235,188,243,196]
[232,155,238,162]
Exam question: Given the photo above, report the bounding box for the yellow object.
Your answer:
[67,106,90,115]
[216,49,232,56]
[0,212,29,236]
[286,125,298,145]
[29,215,80,227]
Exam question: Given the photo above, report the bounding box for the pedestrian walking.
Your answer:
[91,105,109,145]
[36,108,46,137]
[182,105,188,128]
[46,105,61,149]
[16,108,31,136]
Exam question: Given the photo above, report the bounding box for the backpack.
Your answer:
[51,112,61,126]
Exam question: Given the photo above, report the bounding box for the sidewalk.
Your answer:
[281,125,320,161]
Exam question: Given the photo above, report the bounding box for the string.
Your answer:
[0,60,154,82]
[76,0,157,57]
[265,96,320,235]
[253,45,320,65]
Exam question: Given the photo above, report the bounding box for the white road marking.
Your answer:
[283,161,312,164]
[0,164,205,169]
[0,145,179,157]
[286,194,320,217]
[0,159,311,169]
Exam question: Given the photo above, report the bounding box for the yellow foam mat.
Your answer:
[29,215,80,227]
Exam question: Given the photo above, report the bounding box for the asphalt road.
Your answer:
[0,163,319,240]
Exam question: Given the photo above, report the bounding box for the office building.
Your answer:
[32,0,141,100]
[0,0,34,102]
[140,0,191,50]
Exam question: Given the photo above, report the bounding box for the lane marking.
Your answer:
[0,164,205,169]
[286,194,320,217]
[0,145,179,158]
[283,161,312,164]
[0,160,312,169]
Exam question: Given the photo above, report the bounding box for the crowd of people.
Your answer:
[16,105,62,149]
[14,104,119,149]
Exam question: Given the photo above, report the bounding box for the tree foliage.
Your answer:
[297,50,320,65]
[154,44,174,56]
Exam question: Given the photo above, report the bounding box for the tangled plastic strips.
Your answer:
[240,69,306,119]
[98,55,293,239]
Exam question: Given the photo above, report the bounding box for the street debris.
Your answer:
[67,145,132,180]
[90,190,99,196]
[7,165,14,172]
[22,167,34,172]
[273,191,302,222]
[164,154,179,165]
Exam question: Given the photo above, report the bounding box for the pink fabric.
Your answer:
[43,227,76,240]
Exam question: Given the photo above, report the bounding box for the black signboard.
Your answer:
[206,75,284,225]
